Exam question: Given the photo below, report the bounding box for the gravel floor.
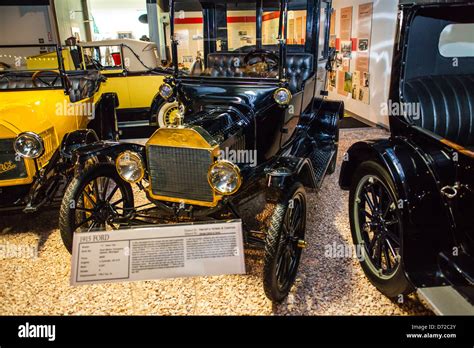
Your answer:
[0,127,432,315]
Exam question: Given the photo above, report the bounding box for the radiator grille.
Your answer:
[148,146,214,203]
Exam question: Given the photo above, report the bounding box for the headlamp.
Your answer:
[159,83,174,100]
[273,87,292,106]
[208,160,242,195]
[14,132,44,159]
[115,151,145,183]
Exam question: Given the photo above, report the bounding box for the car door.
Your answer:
[314,0,331,97]
[450,155,474,255]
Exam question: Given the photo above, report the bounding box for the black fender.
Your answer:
[72,141,146,167]
[266,156,318,191]
[307,98,344,142]
[60,129,100,159]
[339,137,456,287]
[88,92,119,141]
[23,129,101,213]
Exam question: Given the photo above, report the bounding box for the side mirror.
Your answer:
[326,47,337,72]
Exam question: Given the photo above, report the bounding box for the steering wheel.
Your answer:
[243,49,279,72]
[90,58,104,70]
[32,70,63,88]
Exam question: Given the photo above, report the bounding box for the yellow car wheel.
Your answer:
[157,101,179,127]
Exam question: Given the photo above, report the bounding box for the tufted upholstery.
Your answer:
[0,71,101,103]
[68,71,101,103]
[206,53,313,92]
[285,54,313,92]
[404,75,474,147]
[0,73,62,89]
[206,53,245,78]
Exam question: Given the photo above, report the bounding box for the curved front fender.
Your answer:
[72,141,146,166]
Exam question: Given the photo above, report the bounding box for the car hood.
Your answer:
[179,80,278,116]
[0,93,53,138]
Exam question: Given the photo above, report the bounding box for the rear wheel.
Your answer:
[59,163,134,253]
[263,182,307,302]
[349,161,413,298]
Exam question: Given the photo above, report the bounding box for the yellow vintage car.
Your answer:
[77,39,179,137]
[0,44,117,212]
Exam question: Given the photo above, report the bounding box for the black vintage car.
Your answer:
[58,0,343,302]
[340,0,474,314]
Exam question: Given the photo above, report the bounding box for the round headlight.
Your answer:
[14,132,44,159]
[273,87,292,106]
[159,83,174,100]
[208,160,242,195]
[116,151,144,183]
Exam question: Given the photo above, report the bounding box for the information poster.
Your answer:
[329,9,337,49]
[70,220,246,285]
[355,3,373,73]
[340,7,353,41]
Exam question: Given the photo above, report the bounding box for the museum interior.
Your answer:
[0,0,473,320]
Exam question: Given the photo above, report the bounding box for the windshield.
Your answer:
[171,0,307,79]
[80,43,162,72]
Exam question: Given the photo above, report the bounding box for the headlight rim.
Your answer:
[115,150,145,184]
[208,159,242,196]
[273,87,292,106]
[13,131,45,159]
[159,83,174,100]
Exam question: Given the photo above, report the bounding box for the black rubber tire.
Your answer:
[59,163,134,253]
[349,161,413,299]
[263,182,307,303]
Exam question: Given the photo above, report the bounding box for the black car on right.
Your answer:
[340,0,474,314]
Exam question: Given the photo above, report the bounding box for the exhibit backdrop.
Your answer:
[328,0,398,128]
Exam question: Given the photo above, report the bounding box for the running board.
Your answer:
[309,147,335,189]
[417,286,474,315]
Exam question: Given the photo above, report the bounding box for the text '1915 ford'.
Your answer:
[59,0,344,302]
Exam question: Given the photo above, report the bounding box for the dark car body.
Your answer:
[340,0,474,314]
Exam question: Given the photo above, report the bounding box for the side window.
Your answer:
[83,46,123,70]
[318,1,330,59]
[286,10,307,45]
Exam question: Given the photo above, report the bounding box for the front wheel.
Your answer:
[349,161,413,298]
[263,182,307,302]
[59,163,134,253]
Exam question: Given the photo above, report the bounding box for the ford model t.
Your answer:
[340,0,474,314]
[59,0,343,302]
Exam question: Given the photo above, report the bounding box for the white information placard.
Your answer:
[70,220,245,286]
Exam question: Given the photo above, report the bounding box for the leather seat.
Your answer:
[0,74,62,89]
[206,53,245,78]
[286,54,313,92]
[404,75,474,147]
[0,71,101,103]
[206,52,313,92]
[67,71,101,103]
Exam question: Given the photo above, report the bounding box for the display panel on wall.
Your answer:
[328,2,373,105]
